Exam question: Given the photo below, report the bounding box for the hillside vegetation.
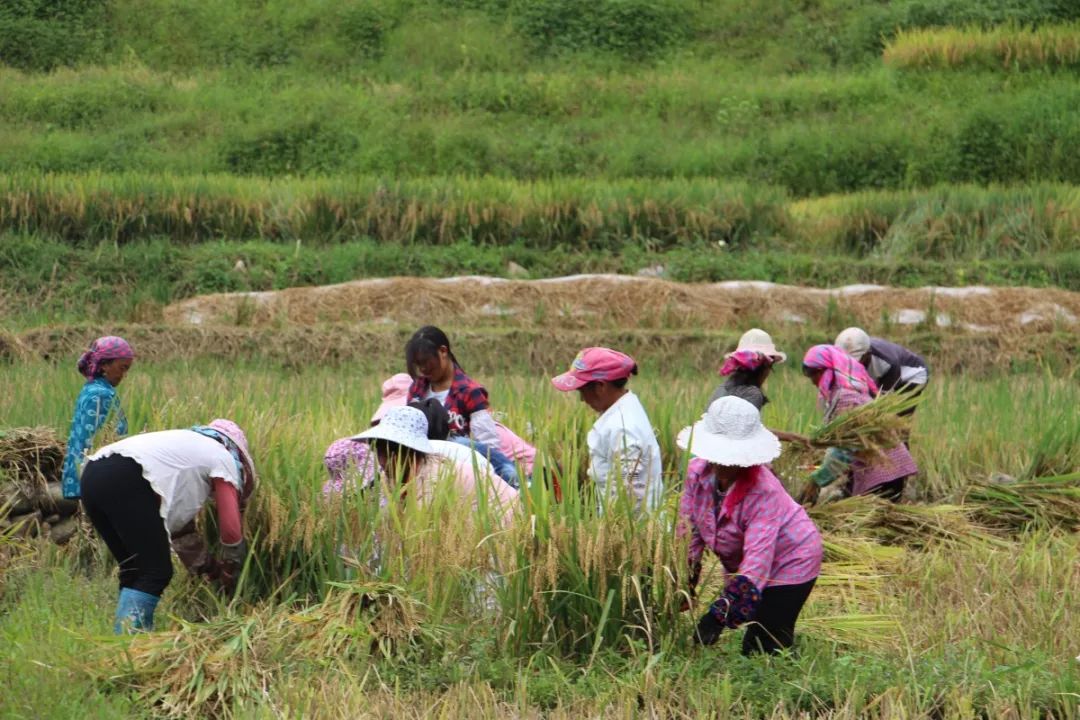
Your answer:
[1,0,1078,320]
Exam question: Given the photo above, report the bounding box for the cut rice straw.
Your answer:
[964,471,1080,532]
[809,391,921,458]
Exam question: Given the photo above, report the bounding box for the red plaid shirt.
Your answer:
[408,368,490,436]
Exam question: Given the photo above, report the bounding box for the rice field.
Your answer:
[885,24,1080,71]
[1,360,1077,718]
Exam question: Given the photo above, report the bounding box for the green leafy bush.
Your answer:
[515,0,691,60]
[0,0,107,71]
[221,121,359,175]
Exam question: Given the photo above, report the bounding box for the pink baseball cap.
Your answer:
[551,347,637,392]
[371,373,413,423]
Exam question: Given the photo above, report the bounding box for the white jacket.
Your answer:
[587,391,663,513]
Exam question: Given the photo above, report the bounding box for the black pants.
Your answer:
[81,454,173,596]
[742,578,816,656]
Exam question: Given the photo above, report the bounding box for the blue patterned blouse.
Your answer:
[61,377,128,498]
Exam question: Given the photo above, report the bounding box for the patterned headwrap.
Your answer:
[719,350,769,377]
[77,336,135,379]
[802,344,879,405]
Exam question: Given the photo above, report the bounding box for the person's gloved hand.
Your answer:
[693,611,724,646]
[221,539,247,565]
[216,559,240,597]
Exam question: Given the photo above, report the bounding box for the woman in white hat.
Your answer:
[676,397,822,654]
[352,406,518,527]
[322,373,413,498]
[708,328,807,445]
[80,419,257,633]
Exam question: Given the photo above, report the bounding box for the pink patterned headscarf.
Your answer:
[719,350,770,377]
[77,336,135,379]
[802,344,878,405]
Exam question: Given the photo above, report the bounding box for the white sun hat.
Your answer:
[835,327,871,359]
[676,396,781,467]
[352,406,433,454]
[727,328,786,363]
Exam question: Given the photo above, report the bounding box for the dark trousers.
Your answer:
[742,578,816,656]
[81,454,173,596]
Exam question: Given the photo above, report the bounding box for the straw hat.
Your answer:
[352,406,433,454]
[834,327,871,359]
[728,328,786,363]
[371,373,413,423]
[676,396,781,467]
[207,418,258,489]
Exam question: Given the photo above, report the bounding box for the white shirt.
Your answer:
[587,391,663,513]
[429,439,497,479]
[90,430,242,537]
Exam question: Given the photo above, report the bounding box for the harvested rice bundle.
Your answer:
[90,583,434,719]
[0,427,65,500]
[798,613,901,649]
[809,495,1005,550]
[965,472,1080,532]
[809,390,920,457]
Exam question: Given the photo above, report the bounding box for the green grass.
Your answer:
[1,360,1078,718]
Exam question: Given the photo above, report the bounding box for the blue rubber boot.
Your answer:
[114,588,160,634]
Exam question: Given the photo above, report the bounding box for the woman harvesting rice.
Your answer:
[834,327,929,413]
[352,406,518,526]
[551,347,662,513]
[707,328,808,445]
[802,345,918,501]
[405,326,523,488]
[61,336,135,499]
[80,420,256,633]
[677,396,822,654]
[322,373,412,498]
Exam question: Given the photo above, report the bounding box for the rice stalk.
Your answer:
[964,472,1080,532]
[809,391,920,458]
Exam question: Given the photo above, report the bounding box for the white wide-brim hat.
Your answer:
[728,328,786,363]
[352,406,433,454]
[676,396,781,467]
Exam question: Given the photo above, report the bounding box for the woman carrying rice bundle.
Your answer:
[677,396,822,654]
[405,326,524,488]
[551,347,663,514]
[802,345,917,501]
[352,406,519,527]
[61,336,135,499]
[80,420,257,633]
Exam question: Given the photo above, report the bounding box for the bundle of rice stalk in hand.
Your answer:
[964,471,1080,532]
[809,391,921,457]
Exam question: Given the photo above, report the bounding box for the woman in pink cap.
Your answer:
[551,347,663,513]
[61,335,135,499]
[80,419,257,633]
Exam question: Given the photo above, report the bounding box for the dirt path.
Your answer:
[164,274,1080,335]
